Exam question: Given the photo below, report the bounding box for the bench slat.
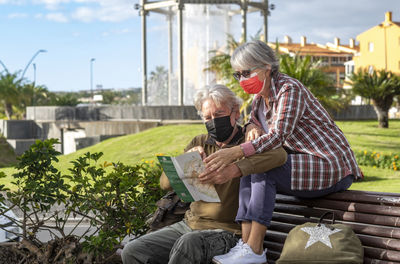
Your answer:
[266,249,281,262]
[276,196,400,217]
[274,204,400,227]
[322,191,400,206]
[364,257,400,264]
[357,234,400,251]
[263,240,283,253]
[364,247,400,262]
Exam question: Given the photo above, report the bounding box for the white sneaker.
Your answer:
[213,242,267,264]
[212,239,245,264]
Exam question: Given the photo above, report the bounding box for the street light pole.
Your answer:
[90,58,96,102]
[21,49,47,79]
[33,63,36,84]
[0,59,8,73]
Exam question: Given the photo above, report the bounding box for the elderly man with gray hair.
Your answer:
[121,84,287,264]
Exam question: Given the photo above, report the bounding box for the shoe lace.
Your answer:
[230,239,244,253]
[238,244,253,257]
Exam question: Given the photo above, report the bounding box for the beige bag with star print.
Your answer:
[277,212,363,264]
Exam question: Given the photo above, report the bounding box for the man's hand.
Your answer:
[204,146,243,172]
[187,146,206,160]
[198,164,242,184]
[245,123,263,141]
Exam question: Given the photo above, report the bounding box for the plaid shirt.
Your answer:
[240,72,363,190]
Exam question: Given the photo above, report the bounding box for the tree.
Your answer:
[205,35,253,120]
[0,72,22,119]
[206,37,347,120]
[279,53,348,112]
[148,66,168,105]
[15,83,51,118]
[349,69,400,128]
[50,92,81,106]
[101,90,118,104]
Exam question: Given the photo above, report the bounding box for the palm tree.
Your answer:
[279,53,348,112]
[349,69,400,128]
[148,66,168,105]
[205,35,254,121]
[206,37,348,120]
[0,72,22,119]
[16,83,51,118]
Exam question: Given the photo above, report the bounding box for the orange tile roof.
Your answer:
[274,43,356,57]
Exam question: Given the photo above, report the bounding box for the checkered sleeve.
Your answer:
[242,83,306,156]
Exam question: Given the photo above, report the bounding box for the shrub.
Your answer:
[0,139,165,263]
[355,150,399,171]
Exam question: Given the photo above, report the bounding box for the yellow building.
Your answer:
[269,36,358,88]
[353,11,400,74]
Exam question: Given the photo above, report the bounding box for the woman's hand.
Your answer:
[203,146,244,172]
[187,146,206,160]
[245,123,263,141]
[198,164,241,184]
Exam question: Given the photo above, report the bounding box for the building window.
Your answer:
[398,61,400,70]
[368,42,374,52]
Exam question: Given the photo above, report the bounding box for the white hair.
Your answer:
[194,84,243,117]
[230,40,279,73]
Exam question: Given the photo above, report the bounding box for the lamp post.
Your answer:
[0,59,8,73]
[90,58,95,102]
[33,63,36,84]
[21,49,47,79]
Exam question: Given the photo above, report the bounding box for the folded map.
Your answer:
[157,151,220,203]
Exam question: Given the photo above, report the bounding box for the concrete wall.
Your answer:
[6,139,37,155]
[0,120,39,139]
[27,106,201,121]
[3,105,377,156]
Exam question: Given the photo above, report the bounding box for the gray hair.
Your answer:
[194,84,243,117]
[230,40,279,73]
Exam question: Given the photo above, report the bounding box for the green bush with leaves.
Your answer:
[355,150,399,171]
[0,139,164,263]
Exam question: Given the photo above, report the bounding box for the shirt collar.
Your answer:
[254,71,281,104]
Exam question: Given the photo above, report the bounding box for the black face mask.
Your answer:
[205,115,234,142]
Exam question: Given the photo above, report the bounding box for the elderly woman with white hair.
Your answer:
[201,41,363,264]
[121,84,286,264]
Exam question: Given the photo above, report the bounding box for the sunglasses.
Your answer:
[233,67,258,81]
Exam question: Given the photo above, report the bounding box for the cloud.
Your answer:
[101,27,134,37]
[8,12,28,18]
[33,0,70,10]
[71,0,135,23]
[0,0,27,4]
[46,12,68,22]
[71,6,95,22]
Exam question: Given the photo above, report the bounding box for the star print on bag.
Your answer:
[300,224,341,249]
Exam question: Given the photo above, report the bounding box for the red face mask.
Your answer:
[239,72,264,94]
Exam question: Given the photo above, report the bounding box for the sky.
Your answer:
[0,0,399,92]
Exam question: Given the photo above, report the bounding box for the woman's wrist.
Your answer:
[240,141,256,157]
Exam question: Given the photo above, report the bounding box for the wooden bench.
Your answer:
[265,190,400,264]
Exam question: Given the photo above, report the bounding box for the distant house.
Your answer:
[269,35,358,88]
[353,11,400,74]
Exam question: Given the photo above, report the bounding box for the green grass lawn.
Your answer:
[0,136,17,168]
[336,120,400,155]
[1,120,399,193]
